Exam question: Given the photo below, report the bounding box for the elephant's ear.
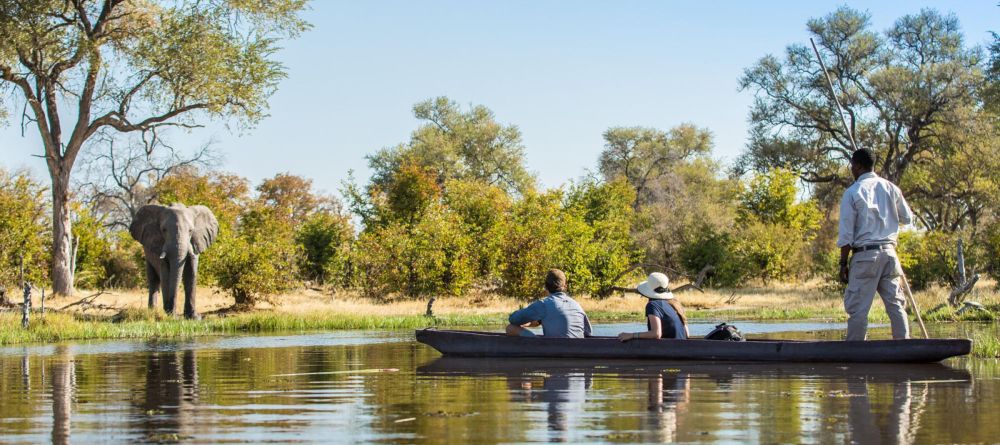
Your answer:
[189,205,219,255]
[130,205,166,250]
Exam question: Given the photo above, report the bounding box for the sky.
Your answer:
[2,0,998,195]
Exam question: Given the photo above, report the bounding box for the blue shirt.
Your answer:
[508,293,593,338]
[645,300,686,339]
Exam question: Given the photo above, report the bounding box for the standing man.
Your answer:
[837,148,915,341]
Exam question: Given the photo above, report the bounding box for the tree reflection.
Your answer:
[50,345,75,445]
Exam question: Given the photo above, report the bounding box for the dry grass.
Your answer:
[24,278,999,322]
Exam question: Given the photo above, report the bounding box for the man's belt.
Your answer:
[852,244,894,254]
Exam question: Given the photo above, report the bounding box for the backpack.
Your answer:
[704,323,745,341]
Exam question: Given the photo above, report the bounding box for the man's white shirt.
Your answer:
[837,172,914,248]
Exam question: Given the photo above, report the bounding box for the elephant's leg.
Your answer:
[146,261,160,309]
[160,261,176,315]
[182,255,200,319]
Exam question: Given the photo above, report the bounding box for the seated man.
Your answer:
[505,269,593,338]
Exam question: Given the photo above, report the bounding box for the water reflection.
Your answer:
[138,346,199,442]
[418,357,972,443]
[645,370,689,443]
[50,345,74,445]
[0,330,991,444]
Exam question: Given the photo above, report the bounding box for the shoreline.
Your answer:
[1,281,996,356]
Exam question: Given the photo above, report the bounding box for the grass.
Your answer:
[971,330,1000,358]
[0,310,506,346]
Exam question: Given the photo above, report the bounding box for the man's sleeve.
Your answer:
[583,313,593,338]
[894,185,914,226]
[836,191,855,248]
[509,301,544,326]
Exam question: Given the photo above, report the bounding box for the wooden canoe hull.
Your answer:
[415,329,972,363]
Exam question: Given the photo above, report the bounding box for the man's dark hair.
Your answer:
[544,269,567,294]
[851,148,876,170]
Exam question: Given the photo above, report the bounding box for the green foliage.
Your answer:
[738,6,985,231]
[679,227,742,286]
[895,230,983,290]
[564,178,644,296]
[348,93,533,227]
[0,1,309,293]
[154,168,251,232]
[98,234,145,290]
[497,190,570,299]
[70,204,111,290]
[351,204,473,299]
[443,179,512,279]
[738,168,820,231]
[204,204,300,306]
[0,169,49,288]
[295,212,353,287]
[497,181,641,299]
[680,169,821,286]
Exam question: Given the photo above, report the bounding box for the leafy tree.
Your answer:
[0,0,308,295]
[206,204,300,306]
[257,173,338,223]
[901,111,1000,231]
[738,168,821,232]
[350,204,473,299]
[443,179,512,280]
[497,190,570,299]
[598,124,736,271]
[564,178,644,296]
[382,162,442,225]
[154,168,251,231]
[599,124,713,207]
[736,169,821,282]
[635,158,739,270]
[0,169,49,288]
[295,212,353,287]
[363,97,534,199]
[69,203,110,289]
[738,7,983,226]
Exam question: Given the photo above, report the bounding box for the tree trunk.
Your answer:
[50,171,75,296]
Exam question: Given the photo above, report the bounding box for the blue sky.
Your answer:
[2,1,998,194]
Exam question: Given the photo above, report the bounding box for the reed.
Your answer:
[971,331,1000,358]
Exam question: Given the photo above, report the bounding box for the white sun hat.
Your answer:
[637,272,674,300]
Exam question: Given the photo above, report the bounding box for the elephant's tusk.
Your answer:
[159,252,167,260]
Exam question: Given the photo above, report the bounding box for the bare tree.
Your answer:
[76,130,220,231]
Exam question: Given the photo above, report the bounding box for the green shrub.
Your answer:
[350,204,473,299]
[896,230,981,291]
[0,169,49,288]
[204,206,300,306]
[295,212,353,287]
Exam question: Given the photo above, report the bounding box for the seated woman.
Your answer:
[617,272,688,341]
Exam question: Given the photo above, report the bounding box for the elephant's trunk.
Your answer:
[161,241,189,315]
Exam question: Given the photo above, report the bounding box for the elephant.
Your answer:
[130,203,218,319]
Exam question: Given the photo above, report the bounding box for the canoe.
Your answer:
[414,329,972,363]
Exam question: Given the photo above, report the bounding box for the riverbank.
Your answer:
[1,280,997,355]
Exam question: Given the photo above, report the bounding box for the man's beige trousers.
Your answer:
[844,248,910,341]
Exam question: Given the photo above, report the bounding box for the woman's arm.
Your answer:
[617,315,662,342]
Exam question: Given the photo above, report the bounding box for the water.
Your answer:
[0,322,997,444]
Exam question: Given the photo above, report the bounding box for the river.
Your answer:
[0,322,997,444]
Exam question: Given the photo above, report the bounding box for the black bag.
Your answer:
[704,323,745,341]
